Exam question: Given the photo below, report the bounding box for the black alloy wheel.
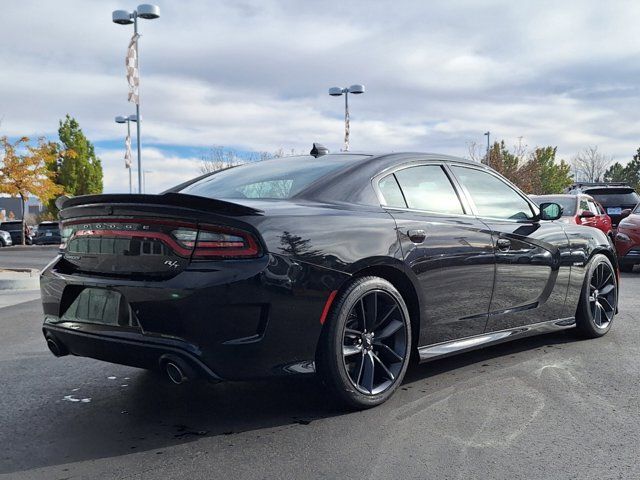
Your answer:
[317,276,411,409]
[576,254,617,338]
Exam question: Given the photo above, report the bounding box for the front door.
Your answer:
[448,165,570,332]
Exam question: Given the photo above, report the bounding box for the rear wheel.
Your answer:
[576,254,617,338]
[316,276,411,409]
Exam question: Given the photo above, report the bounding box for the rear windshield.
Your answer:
[180,156,357,200]
[531,196,576,216]
[0,222,22,231]
[585,188,640,206]
[38,223,59,230]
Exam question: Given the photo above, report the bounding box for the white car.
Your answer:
[0,230,13,247]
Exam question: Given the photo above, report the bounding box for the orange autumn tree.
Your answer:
[0,136,63,244]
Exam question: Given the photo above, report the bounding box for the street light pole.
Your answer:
[127,119,132,193]
[133,13,143,194]
[116,114,138,193]
[484,131,491,167]
[329,84,365,152]
[112,4,160,194]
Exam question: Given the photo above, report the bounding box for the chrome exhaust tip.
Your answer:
[165,361,187,384]
[159,354,196,385]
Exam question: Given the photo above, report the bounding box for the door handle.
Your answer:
[407,229,427,244]
[496,238,511,251]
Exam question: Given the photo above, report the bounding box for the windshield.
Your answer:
[585,188,640,206]
[180,156,360,200]
[531,196,576,216]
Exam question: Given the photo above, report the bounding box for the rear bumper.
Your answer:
[33,237,61,245]
[42,322,222,381]
[43,322,223,380]
[619,248,640,266]
[40,254,349,380]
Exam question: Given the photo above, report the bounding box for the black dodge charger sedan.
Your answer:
[41,150,618,408]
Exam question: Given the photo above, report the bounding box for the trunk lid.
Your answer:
[58,193,263,277]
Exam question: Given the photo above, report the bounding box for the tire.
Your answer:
[316,276,412,409]
[575,254,617,338]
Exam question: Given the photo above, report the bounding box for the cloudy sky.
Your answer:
[1,0,639,193]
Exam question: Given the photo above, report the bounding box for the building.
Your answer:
[0,196,45,222]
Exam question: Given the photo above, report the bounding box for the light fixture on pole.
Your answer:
[115,114,138,193]
[329,84,365,152]
[112,4,160,194]
[484,131,491,167]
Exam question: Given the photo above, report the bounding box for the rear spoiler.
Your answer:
[58,193,263,217]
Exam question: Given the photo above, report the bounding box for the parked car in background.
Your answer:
[0,220,32,245]
[32,221,61,245]
[530,194,613,238]
[42,151,619,409]
[0,230,12,247]
[565,182,640,227]
[615,204,640,272]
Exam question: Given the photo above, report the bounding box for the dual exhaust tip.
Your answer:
[45,337,197,385]
[46,337,68,357]
[160,355,196,385]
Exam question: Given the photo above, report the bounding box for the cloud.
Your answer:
[2,0,640,195]
[98,147,202,194]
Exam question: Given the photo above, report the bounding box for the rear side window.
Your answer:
[451,166,534,220]
[378,175,406,208]
[393,165,464,214]
[579,199,589,213]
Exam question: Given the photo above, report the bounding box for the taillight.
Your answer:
[172,225,259,259]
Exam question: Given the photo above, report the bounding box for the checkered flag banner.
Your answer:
[124,134,132,168]
[126,33,140,104]
[343,108,350,152]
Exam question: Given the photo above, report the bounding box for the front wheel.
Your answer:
[576,254,617,338]
[316,276,412,409]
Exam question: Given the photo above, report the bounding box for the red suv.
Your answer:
[615,204,640,272]
[530,194,613,238]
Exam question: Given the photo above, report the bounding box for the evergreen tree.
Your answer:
[603,162,627,182]
[48,115,103,213]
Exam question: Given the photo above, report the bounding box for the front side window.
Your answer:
[451,166,534,220]
[393,165,464,214]
[587,200,600,215]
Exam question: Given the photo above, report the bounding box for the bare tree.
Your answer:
[199,146,244,174]
[571,146,612,182]
[466,141,485,163]
[199,146,302,174]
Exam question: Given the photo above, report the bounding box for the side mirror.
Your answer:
[539,202,563,221]
[621,208,632,219]
[579,210,595,219]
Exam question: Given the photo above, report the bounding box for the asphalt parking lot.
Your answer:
[1,247,639,479]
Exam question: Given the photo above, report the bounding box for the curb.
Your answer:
[0,269,40,290]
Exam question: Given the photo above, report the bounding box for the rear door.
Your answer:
[376,162,495,345]
[448,165,570,331]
